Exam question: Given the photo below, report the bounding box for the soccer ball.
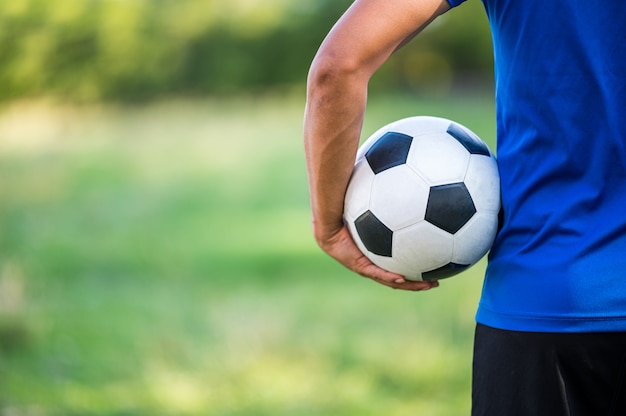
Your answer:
[344,116,500,281]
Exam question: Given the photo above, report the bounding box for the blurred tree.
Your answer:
[0,0,492,102]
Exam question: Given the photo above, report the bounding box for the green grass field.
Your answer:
[0,91,495,415]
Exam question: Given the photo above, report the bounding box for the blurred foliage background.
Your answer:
[0,0,492,102]
[0,0,496,414]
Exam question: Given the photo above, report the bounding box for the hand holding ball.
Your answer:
[344,116,500,281]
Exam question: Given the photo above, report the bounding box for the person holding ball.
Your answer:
[303,0,626,414]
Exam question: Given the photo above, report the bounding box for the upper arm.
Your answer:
[311,0,452,79]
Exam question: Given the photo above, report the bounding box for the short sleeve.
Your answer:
[447,0,467,7]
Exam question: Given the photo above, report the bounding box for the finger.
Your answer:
[374,276,440,291]
[356,261,440,291]
[324,226,440,291]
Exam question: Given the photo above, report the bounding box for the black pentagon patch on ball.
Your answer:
[422,262,470,281]
[425,183,476,234]
[446,123,490,156]
[354,210,393,257]
[365,132,413,174]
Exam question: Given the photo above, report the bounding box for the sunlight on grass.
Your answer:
[0,93,493,415]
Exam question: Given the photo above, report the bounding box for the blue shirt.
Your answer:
[448,0,626,332]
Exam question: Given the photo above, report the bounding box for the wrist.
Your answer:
[311,218,345,248]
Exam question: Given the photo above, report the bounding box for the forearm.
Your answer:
[303,58,370,246]
[303,64,439,290]
[304,0,450,247]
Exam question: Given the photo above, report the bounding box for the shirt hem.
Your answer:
[476,307,626,333]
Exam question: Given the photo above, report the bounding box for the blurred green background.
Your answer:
[0,0,495,415]
[0,0,493,101]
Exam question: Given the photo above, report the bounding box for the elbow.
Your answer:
[307,50,364,94]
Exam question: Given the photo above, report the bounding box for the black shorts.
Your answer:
[472,323,626,416]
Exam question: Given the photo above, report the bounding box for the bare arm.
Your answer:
[304,0,451,290]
